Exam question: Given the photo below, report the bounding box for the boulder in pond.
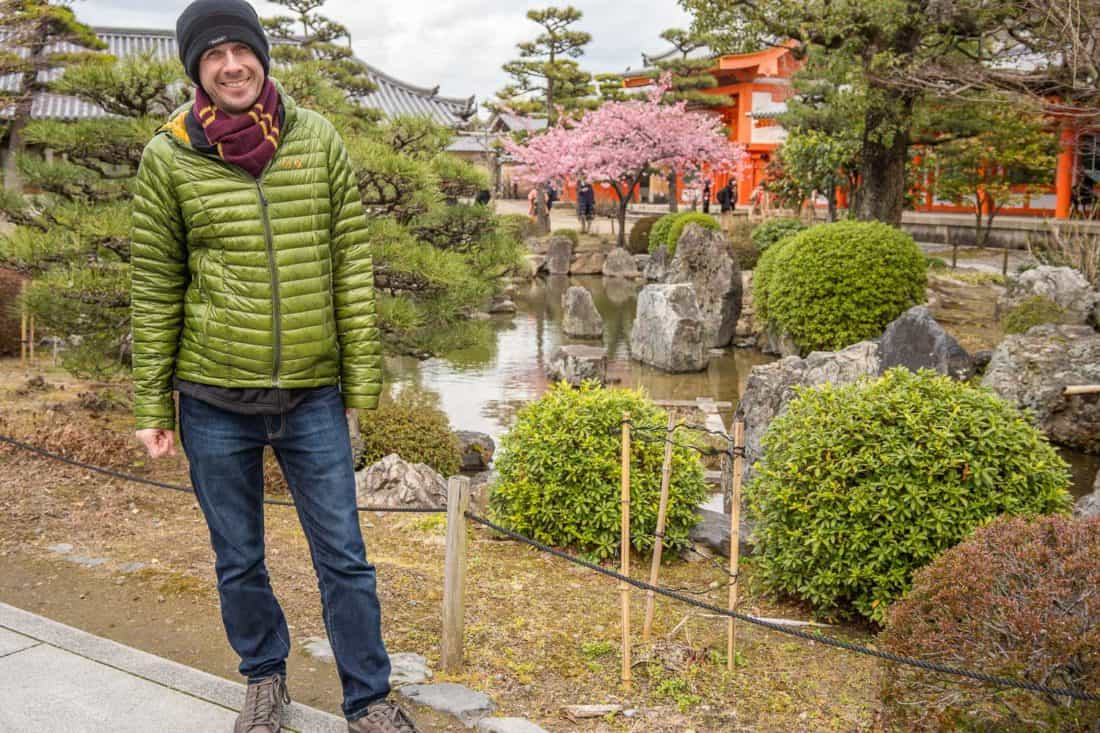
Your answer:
[547,344,608,386]
[544,236,573,276]
[664,225,742,348]
[629,284,709,372]
[602,247,642,279]
[878,305,973,379]
[561,286,604,339]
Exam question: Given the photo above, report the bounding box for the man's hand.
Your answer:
[136,428,177,458]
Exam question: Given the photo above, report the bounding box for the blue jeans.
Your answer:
[179,386,391,720]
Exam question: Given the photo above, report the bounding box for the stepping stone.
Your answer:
[477,718,550,733]
[398,682,495,727]
[301,637,334,662]
[47,544,73,554]
[66,556,106,568]
[389,652,432,687]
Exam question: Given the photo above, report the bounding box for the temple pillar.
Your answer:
[1055,124,1076,219]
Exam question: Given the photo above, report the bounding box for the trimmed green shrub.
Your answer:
[648,213,679,254]
[490,382,708,560]
[1002,295,1068,334]
[628,215,662,254]
[356,388,462,476]
[551,228,580,245]
[751,234,801,323]
[746,368,1072,624]
[497,213,539,242]
[765,221,927,353]
[750,217,806,252]
[925,256,948,270]
[666,212,720,256]
[882,514,1100,731]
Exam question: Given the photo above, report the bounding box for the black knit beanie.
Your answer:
[176,0,270,85]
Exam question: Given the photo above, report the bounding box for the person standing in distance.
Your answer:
[131,2,418,731]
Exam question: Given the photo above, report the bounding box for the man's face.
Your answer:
[198,41,264,116]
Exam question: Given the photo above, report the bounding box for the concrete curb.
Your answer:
[0,602,345,732]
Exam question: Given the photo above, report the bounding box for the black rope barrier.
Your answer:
[463,512,1100,703]
[4,432,1098,703]
[0,434,446,514]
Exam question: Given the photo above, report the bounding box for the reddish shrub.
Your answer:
[880,515,1100,731]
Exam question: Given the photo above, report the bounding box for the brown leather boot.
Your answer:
[234,674,290,733]
[347,699,420,733]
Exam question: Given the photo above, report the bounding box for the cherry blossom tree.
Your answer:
[505,81,746,248]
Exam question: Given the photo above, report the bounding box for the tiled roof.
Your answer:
[445,133,495,153]
[488,112,548,133]
[0,26,475,126]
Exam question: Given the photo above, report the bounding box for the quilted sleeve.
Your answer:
[328,127,382,410]
[130,136,187,431]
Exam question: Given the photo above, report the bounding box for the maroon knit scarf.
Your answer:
[191,78,281,178]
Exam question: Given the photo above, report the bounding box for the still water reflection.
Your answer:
[382,275,774,440]
[381,275,1097,498]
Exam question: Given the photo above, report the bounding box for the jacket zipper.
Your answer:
[257,180,281,387]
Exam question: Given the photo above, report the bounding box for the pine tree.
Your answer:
[494,6,596,123]
[650,28,730,109]
[0,52,183,377]
[0,0,106,190]
[262,0,377,101]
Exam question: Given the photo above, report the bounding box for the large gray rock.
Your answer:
[398,683,495,727]
[561,286,604,338]
[734,341,881,488]
[998,266,1100,325]
[544,236,573,276]
[734,271,758,347]
[356,454,447,508]
[547,345,607,386]
[1075,471,1100,518]
[756,322,800,357]
[602,247,642,279]
[645,245,669,282]
[981,324,1100,452]
[629,284,709,372]
[664,225,743,348]
[689,508,755,558]
[569,251,605,275]
[878,305,973,379]
[390,652,433,687]
[455,431,495,471]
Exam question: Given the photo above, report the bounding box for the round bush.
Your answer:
[1003,295,1067,334]
[750,217,806,252]
[666,212,720,256]
[497,213,538,242]
[766,221,927,353]
[746,368,1072,624]
[881,514,1100,730]
[490,382,708,560]
[356,389,462,476]
[751,234,801,323]
[648,213,679,254]
[628,215,662,254]
[551,228,580,245]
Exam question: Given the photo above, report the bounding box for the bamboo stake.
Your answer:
[620,412,632,689]
[28,316,34,366]
[1064,385,1100,396]
[441,476,471,674]
[643,412,676,642]
[727,421,744,672]
[20,300,27,370]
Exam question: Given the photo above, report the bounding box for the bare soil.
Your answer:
[0,358,884,732]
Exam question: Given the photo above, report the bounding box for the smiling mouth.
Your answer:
[219,78,252,90]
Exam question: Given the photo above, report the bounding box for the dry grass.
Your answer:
[0,358,885,732]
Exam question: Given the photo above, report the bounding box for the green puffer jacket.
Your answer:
[131,89,380,431]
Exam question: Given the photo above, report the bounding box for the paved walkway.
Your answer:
[0,601,345,733]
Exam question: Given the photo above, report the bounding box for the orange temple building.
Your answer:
[622,45,1099,219]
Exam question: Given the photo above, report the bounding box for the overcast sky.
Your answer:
[74,0,693,110]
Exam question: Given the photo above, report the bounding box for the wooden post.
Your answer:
[1065,385,1100,396]
[20,302,27,369]
[28,315,34,366]
[620,412,632,688]
[441,475,470,674]
[727,421,744,672]
[643,413,675,642]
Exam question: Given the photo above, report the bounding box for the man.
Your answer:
[576,180,595,233]
[717,179,736,233]
[130,2,418,731]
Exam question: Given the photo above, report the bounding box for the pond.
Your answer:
[382,274,1098,499]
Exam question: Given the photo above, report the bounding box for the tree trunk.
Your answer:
[535,186,550,234]
[2,90,34,192]
[853,96,914,225]
[668,172,679,213]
